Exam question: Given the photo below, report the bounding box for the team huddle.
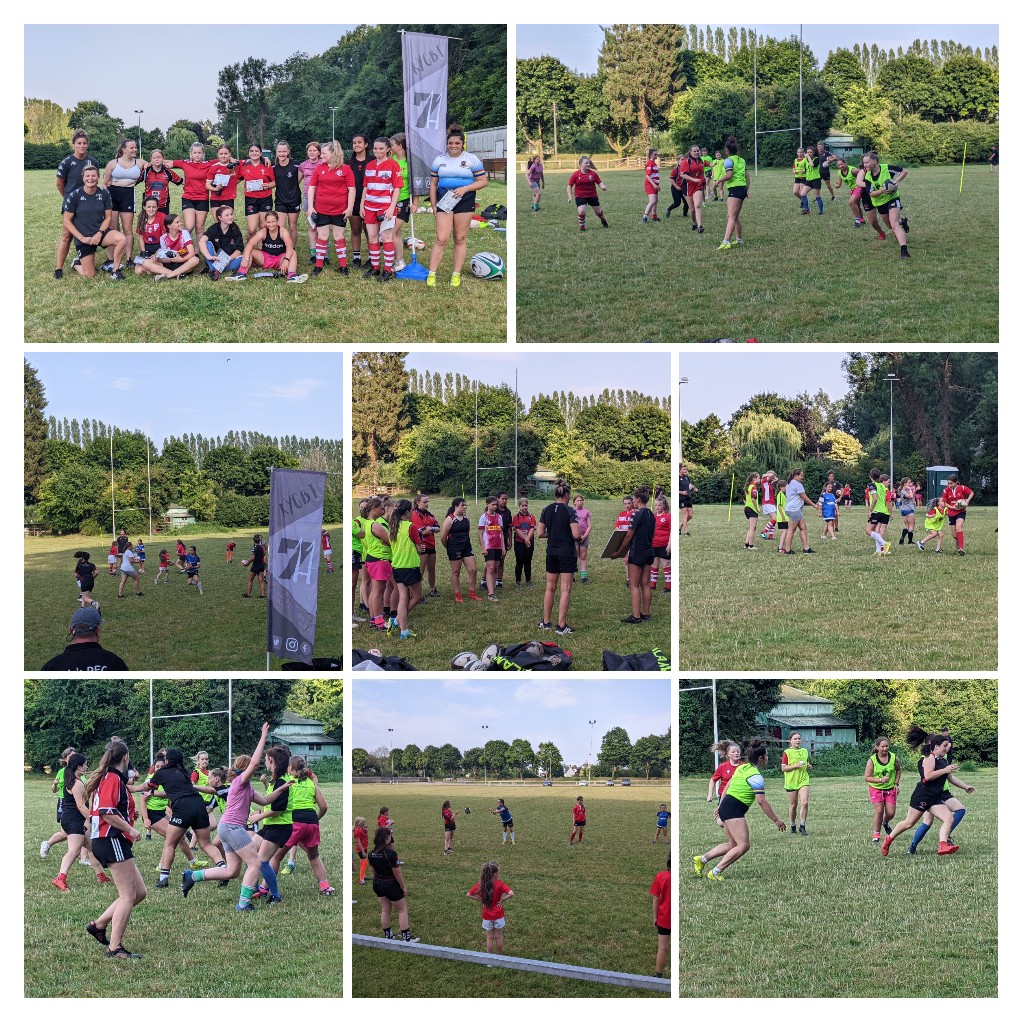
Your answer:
[39,725,334,960]
[52,122,487,286]
[351,484,672,640]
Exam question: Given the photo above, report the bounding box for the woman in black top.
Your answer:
[368,827,418,942]
[199,205,245,281]
[233,210,305,283]
[243,533,267,598]
[347,133,371,267]
[52,753,110,890]
[74,551,98,611]
[613,485,656,623]
[439,499,481,603]
[273,141,302,244]
[537,479,581,635]
[881,726,960,856]
[148,748,222,885]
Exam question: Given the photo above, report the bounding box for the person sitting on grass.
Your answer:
[467,861,514,954]
[137,213,200,280]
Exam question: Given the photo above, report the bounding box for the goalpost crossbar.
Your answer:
[351,935,670,992]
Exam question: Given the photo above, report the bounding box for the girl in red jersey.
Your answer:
[707,740,743,828]
[134,197,166,274]
[360,137,403,282]
[758,470,778,541]
[83,740,146,959]
[442,800,459,855]
[167,142,215,248]
[478,495,506,601]
[512,497,537,589]
[650,493,672,592]
[154,548,171,583]
[940,473,974,555]
[467,862,514,953]
[51,753,111,891]
[642,148,661,223]
[233,210,307,284]
[205,145,241,217]
[680,145,706,234]
[238,143,276,237]
[353,816,369,885]
[650,856,671,978]
[308,141,356,276]
[411,495,441,597]
[140,150,182,219]
[567,156,609,231]
[378,807,394,833]
[665,155,689,220]
[569,796,586,846]
[138,213,200,280]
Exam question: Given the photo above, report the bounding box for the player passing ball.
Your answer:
[491,799,515,845]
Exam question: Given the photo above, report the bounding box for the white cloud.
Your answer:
[107,377,140,392]
[252,377,327,401]
[513,681,579,710]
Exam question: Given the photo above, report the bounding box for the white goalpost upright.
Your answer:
[679,679,719,765]
[149,679,233,766]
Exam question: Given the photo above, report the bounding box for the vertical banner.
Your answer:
[402,30,449,196]
[267,468,327,665]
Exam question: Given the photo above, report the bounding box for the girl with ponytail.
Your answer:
[467,861,514,953]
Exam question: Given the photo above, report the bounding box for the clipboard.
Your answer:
[600,528,629,558]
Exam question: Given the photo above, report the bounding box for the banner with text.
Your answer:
[402,30,449,196]
[267,468,327,665]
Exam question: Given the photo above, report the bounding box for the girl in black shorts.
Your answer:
[613,485,656,624]
[133,749,196,869]
[273,141,302,245]
[439,498,481,604]
[147,748,223,887]
[83,740,145,959]
[882,727,961,856]
[248,743,293,903]
[52,753,110,890]
[369,827,418,942]
[74,550,98,610]
[243,533,267,598]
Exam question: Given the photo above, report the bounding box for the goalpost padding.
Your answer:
[352,935,670,992]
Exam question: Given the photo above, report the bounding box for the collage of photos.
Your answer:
[19,17,1000,1010]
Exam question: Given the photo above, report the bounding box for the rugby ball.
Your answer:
[465,807,471,815]
[956,498,969,509]
[882,178,898,193]
[467,658,490,671]
[405,236,425,250]
[481,643,501,664]
[470,252,505,279]
[451,651,477,670]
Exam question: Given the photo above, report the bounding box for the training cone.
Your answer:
[396,250,429,281]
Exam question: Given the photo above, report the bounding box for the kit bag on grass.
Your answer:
[489,640,573,671]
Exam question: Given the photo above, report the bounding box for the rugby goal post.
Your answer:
[352,935,670,993]
[149,679,233,767]
[679,680,719,766]
[752,27,804,176]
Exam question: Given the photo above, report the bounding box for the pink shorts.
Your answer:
[869,786,897,805]
[365,558,393,582]
[284,821,321,850]
[262,252,284,271]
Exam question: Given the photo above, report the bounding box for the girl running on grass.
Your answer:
[642,148,661,223]
[478,495,506,601]
[897,478,917,545]
[781,732,811,835]
[134,749,196,869]
[906,732,974,855]
[439,498,482,604]
[181,723,293,910]
[681,144,706,234]
[653,803,671,845]
[881,727,961,857]
[865,468,892,556]
[363,497,395,630]
[694,738,786,881]
[41,747,77,859]
[184,546,202,593]
[865,736,901,843]
[83,740,145,959]
[270,756,334,895]
[389,498,425,640]
[573,495,592,583]
[468,862,514,953]
[666,155,689,220]
[353,816,369,885]
[717,136,748,250]
[442,800,459,855]
[742,472,760,549]
[569,796,586,846]
[74,551,98,610]
[512,497,537,589]
[940,473,974,556]
[707,740,743,828]
[526,155,545,212]
[154,549,171,583]
[52,753,111,890]
[651,494,672,592]
[369,827,418,942]
[566,156,609,231]
[792,147,807,205]
[917,500,949,553]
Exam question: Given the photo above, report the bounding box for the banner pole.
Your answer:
[959,142,968,194]
[727,473,735,524]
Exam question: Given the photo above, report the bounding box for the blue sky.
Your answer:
[28,352,342,443]
[680,352,849,422]
[407,353,671,402]
[516,24,999,74]
[352,679,671,765]
[25,25,360,129]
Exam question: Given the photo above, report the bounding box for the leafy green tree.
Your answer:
[36,464,108,534]
[575,404,626,456]
[726,34,818,87]
[822,48,868,96]
[819,428,864,466]
[599,24,683,139]
[24,360,48,503]
[165,126,199,159]
[939,55,999,121]
[461,746,484,778]
[394,420,472,495]
[286,679,343,739]
[622,404,671,461]
[351,748,370,774]
[482,739,511,779]
[201,446,249,493]
[24,98,70,144]
[42,438,83,474]
[536,741,565,778]
[877,55,943,120]
[631,733,671,779]
[681,415,733,471]
[433,743,463,778]
[506,738,537,779]
[516,56,580,152]
[159,439,198,483]
[399,744,422,774]
[598,726,632,777]
[177,467,217,522]
[678,49,728,90]
[542,427,587,480]
[730,414,802,468]
[527,396,566,435]
[801,678,901,739]
[352,353,410,481]
[68,100,112,126]
[215,57,282,149]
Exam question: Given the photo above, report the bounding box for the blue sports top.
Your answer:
[496,803,512,823]
[656,809,671,827]
[431,151,486,191]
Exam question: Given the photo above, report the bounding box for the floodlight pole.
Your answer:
[753,47,758,176]
[109,430,115,536]
[885,372,900,484]
[482,724,489,782]
[588,720,596,783]
[514,369,519,502]
[330,106,339,142]
[134,110,144,152]
[799,26,804,149]
[147,426,153,541]
[388,728,395,782]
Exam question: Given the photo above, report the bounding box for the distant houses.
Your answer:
[758,685,857,751]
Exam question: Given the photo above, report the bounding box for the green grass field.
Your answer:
[24,170,506,343]
[680,769,997,997]
[681,503,997,670]
[516,166,998,343]
[351,781,671,997]
[353,498,672,671]
[24,776,342,997]
[24,528,343,671]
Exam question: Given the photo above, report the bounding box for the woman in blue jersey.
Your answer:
[426,123,488,289]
